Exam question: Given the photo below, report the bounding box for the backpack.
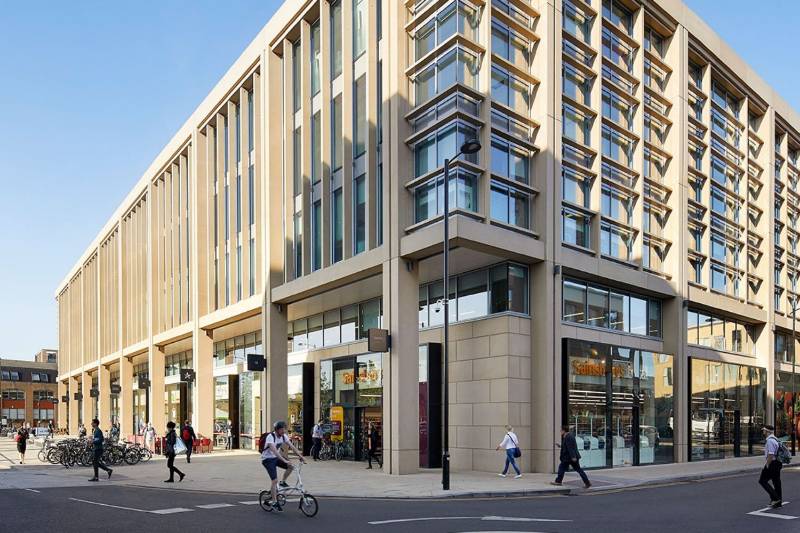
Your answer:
[258,432,270,453]
[182,428,191,441]
[769,436,792,465]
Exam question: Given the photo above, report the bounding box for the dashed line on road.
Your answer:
[196,503,235,509]
[747,502,797,520]
[238,501,260,505]
[69,498,150,513]
[149,507,195,514]
[368,516,571,525]
[23,488,40,493]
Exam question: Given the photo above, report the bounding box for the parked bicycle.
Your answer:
[259,462,318,517]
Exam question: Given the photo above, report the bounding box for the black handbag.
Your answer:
[508,433,522,458]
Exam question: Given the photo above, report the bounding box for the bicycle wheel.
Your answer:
[258,491,274,512]
[299,493,318,517]
[38,449,47,462]
[141,448,153,461]
[124,449,140,465]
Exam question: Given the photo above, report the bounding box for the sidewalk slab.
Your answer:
[1,437,795,499]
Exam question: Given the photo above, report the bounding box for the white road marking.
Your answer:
[69,498,150,513]
[196,503,235,509]
[748,501,797,520]
[238,501,260,505]
[368,516,571,525]
[150,508,195,514]
[23,489,40,493]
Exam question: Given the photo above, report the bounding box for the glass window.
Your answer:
[353,0,367,59]
[331,1,342,78]
[490,181,531,229]
[587,286,609,328]
[630,296,647,335]
[563,104,591,145]
[311,21,321,95]
[414,170,478,223]
[562,208,590,247]
[356,353,383,407]
[359,299,381,339]
[354,75,367,157]
[648,300,661,337]
[562,168,590,207]
[457,271,488,321]
[354,174,366,254]
[602,0,633,35]
[563,0,592,43]
[419,286,430,328]
[563,279,587,324]
[323,309,340,346]
[563,65,592,106]
[341,305,358,343]
[609,291,627,331]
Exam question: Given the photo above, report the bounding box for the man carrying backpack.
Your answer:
[181,420,196,464]
[259,421,305,512]
[760,424,788,508]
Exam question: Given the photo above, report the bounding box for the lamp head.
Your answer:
[460,139,481,155]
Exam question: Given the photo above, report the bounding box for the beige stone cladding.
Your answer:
[421,314,531,473]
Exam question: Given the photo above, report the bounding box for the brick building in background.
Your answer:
[1,350,58,428]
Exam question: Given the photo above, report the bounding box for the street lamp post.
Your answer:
[442,139,481,491]
[793,300,797,456]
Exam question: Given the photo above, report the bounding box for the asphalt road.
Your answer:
[1,468,797,532]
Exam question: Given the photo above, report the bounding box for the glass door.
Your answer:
[610,347,635,466]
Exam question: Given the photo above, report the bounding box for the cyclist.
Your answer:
[260,420,305,511]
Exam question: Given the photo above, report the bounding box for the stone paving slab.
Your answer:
[1,437,794,499]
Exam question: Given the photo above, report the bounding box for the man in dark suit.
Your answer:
[551,424,591,488]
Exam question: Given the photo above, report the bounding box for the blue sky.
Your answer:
[0,1,797,360]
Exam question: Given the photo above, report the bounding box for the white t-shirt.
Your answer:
[765,435,780,458]
[499,432,519,450]
[312,424,323,438]
[261,432,290,460]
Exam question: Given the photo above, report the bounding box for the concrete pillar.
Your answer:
[531,261,557,473]
[81,372,92,426]
[195,330,215,440]
[98,364,111,428]
[383,257,419,474]
[119,357,133,437]
[68,375,79,434]
[57,381,68,431]
[265,303,288,426]
[149,346,166,431]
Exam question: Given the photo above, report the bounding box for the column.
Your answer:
[68,375,79,434]
[531,261,557,473]
[383,257,419,474]
[149,345,166,431]
[119,356,133,437]
[57,381,68,431]
[98,364,111,427]
[81,372,92,426]
[195,330,215,441]
[265,304,288,425]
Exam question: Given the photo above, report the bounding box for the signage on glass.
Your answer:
[180,369,196,382]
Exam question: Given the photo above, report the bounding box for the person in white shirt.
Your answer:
[311,419,324,461]
[261,420,305,511]
[495,424,522,478]
[144,423,156,452]
[759,425,783,508]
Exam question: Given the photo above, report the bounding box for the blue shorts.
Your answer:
[262,457,289,480]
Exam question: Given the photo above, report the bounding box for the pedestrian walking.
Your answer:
[226,420,233,450]
[163,421,186,483]
[366,422,382,469]
[144,422,156,452]
[552,425,591,488]
[109,422,120,443]
[181,420,197,464]
[78,423,87,438]
[88,418,112,482]
[496,424,522,478]
[15,422,29,464]
[310,419,323,461]
[258,421,305,512]
[759,425,785,508]
[48,420,54,437]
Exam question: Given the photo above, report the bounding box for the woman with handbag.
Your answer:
[16,421,29,464]
[163,421,186,483]
[495,424,522,478]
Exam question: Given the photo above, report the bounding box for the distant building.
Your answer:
[1,352,58,428]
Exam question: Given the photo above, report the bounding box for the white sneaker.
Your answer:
[514,474,522,479]
[498,473,506,477]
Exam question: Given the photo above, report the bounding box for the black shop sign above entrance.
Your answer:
[180,369,196,383]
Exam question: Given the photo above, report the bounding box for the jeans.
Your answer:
[502,448,521,475]
[166,453,185,481]
[759,461,782,501]
[555,459,589,484]
[92,449,111,478]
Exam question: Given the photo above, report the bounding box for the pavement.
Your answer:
[0,434,793,498]
[0,468,798,532]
